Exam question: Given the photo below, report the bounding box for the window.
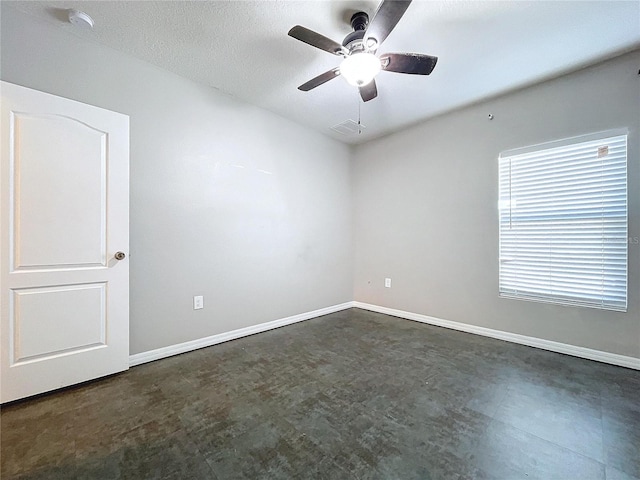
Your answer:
[499,130,627,311]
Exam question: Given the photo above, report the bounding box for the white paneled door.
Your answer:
[0,82,129,403]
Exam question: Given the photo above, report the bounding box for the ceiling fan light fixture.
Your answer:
[289,0,436,102]
[339,52,381,87]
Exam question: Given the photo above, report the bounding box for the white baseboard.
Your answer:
[129,302,353,367]
[130,300,640,371]
[352,301,640,370]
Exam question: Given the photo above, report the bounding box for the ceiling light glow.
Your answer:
[340,53,381,87]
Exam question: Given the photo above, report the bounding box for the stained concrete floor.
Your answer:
[1,308,639,479]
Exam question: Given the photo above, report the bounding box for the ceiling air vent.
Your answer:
[330,119,366,135]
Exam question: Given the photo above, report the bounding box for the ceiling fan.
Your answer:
[288,0,437,102]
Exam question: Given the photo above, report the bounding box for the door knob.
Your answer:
[114,252,126,260]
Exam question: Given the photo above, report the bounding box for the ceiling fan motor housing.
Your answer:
[350,12,369,31]
[342,12,370,51]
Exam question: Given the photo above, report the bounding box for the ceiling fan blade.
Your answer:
[359,79,378,102]
[380,53,438,75]
[364,0,412,48]
[288,26,345,56]
[298,67,341,91]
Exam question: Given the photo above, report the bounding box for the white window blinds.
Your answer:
[499,131,628,311]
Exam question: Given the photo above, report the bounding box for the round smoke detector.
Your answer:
[67,9,94,29]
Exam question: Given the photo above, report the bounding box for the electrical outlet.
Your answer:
[193,295,204,310]
[385,278,391,288]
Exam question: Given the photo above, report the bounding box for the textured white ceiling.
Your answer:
[7,0,640,144]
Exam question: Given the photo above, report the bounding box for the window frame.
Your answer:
[498,129,628,312]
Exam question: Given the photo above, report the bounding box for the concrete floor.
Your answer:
[1,308,639,479]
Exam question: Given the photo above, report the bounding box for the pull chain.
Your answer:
[358,98,362,135]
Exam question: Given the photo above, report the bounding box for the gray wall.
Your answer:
[353,50,640,359]
[3,6,638,361]
[1,7,353,355]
